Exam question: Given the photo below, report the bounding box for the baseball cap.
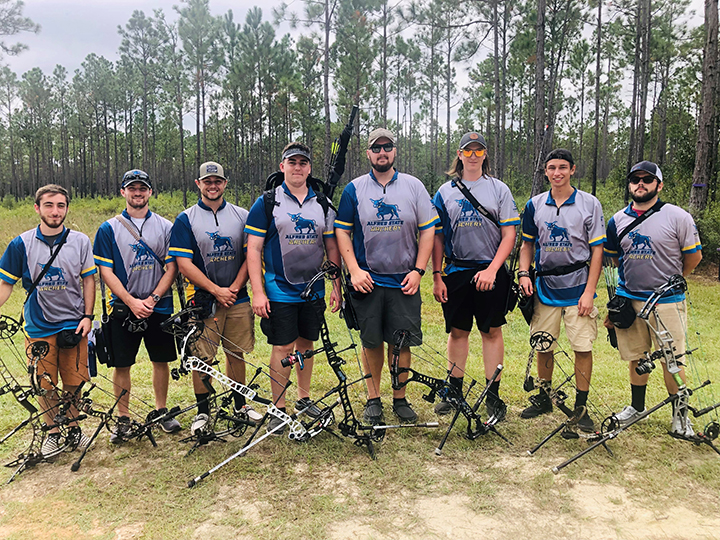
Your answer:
[459,132,487,149]
[121,170,152,190]
[628,161,663,183]
[282,147,312,162]
[199,161,227,181]
[368,128,396,148]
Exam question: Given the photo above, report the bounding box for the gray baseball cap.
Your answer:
[628,161,663,183]
[368,128,396,148]
[459,132,487,149]
[199,161,227,181]
[282,147,312,162]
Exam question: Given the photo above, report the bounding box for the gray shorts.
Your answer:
[352,285,422,349]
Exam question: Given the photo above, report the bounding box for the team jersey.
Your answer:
[0,226,96,338]
[169,199,249,304]
[93,209,175,314]
[521,188,605,306]
[433,176,520,274]
[245,183,336,303]
[334,170,439,288]
[605,202,701,303]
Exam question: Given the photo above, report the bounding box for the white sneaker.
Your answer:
[238,404,263,422]
[670,415,695,438]
[614,405,645,426]
[191,413,209,436]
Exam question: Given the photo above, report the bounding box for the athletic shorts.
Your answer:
[441,267,509,334]
[260,300,325,346]
[529,298,598,353]
[26,333,89,390]
[352,285,422,349]
[616,299,687,363]
[109,311,177,368]
[193,302,255,361]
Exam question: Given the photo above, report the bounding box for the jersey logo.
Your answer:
[130,242,152,261]
[287,213,317,234]
[206,231,233,251]
[38,263,65,280]
[456,199,480,217]
[628,230,652,250]
[370,198,400,220]
[544,221,569,242]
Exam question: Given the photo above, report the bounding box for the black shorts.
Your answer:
[441,266,509,334]
[109,311,177,368]
[352,285,422,349]
[260,300,325,346]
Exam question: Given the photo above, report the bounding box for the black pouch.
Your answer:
[190,289,216,319]
[607,295,636,329]
[93,319,114,366]
[504,265,519,314]
[112,300,131,321]
[516,267,536,325]
[57,328,83,349]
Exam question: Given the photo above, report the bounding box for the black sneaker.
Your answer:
[486,398,507,423]
[576,408,595,433]
[363,398,384,424]
[434,399,454,416]
[392,398,418,423]
[110,416,132,444]
[520,391,552,419]
[294,397,323,419]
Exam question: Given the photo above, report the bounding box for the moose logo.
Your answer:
[544,221,569,242]
[370,198,400,220]
[38,262,65,280]
[288,213,316,234]
[205,231,233,251]
[456,199,480,218]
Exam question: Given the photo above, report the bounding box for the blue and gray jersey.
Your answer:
[0,227,96,338]
[169,199,250,304]
[605,202,701,303]
[335,171,439,288]
[521,188,605,306]
[93,210,175,314]
[245,183,336,303]
[433,176,520,274]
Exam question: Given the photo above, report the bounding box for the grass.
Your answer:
[0,194,719,539]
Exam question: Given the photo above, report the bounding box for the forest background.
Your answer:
[0,0,719,258]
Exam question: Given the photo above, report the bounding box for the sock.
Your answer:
[234,392,246,411]
[575,389,589,409]
[195,393,210,415]
[448,376,464,398]
[540,380,552,395]
[278,406,286,413]
[393,397,408,405]
[631,384,647,412]
[486,378,501,404]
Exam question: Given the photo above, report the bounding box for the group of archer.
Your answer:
[0,126,702,456]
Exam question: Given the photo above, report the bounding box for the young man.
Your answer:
[335,128,439,424]
[245,142,341,435]
[93,170,181,442]
[517,149,605,431]
[170,161,262,435]
[604,161,702,435]
[0,184,96,455]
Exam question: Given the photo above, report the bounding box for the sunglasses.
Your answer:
[123,170,150,182]
[461,149,486,157]
[628,176,657,185]
[370,143,395,153]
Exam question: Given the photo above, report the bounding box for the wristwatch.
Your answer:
[82,314,95,321]
[151,293,161,303]
[411,267,426,276]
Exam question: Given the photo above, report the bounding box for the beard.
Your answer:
[630,185,658,203]
[372,156,395,173]
[40,213,66,230]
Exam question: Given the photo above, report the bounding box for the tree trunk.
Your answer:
[531,0,547,196]
[591,0,602,196]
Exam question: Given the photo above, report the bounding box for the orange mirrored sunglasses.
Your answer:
[461,149,486,157]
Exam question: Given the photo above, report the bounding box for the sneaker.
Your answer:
[110,416,132,444]
[155,408,182,434]
[670,415,695,438]
[486,398,507,423]
[614,405,645,427]
[392,398,418,423]
[67,427,92,450]
[238,404,264,422]
[266,414,286,436]
[575,408,595,433]
[294,397,323,419]
[190,413,209,436]
[363,398,384,424]
[41,433,63,457]
[520,391,552,419]
[434,399,454,416]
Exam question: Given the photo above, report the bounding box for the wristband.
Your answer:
[411,267,426,276]
[432,270,442,275]
[517,270,531,279]
[82,314,95,321]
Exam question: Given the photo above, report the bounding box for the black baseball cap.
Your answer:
[628,161,663,183]
[121,170,152,190]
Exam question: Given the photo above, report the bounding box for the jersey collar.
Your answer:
[545,187,578,207]
[624,199,662,217]
[281,181,316,205]
[197,198,227,212]
[121,208,152,220]
[35,225,67,245]
[369,169,399,185]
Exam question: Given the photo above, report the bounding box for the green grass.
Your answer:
[0,194,719,539]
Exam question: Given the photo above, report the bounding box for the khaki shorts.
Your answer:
[616,299,687,363]
[193,302,255,361]
[26,333,89,390]
[529,297,598,352]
